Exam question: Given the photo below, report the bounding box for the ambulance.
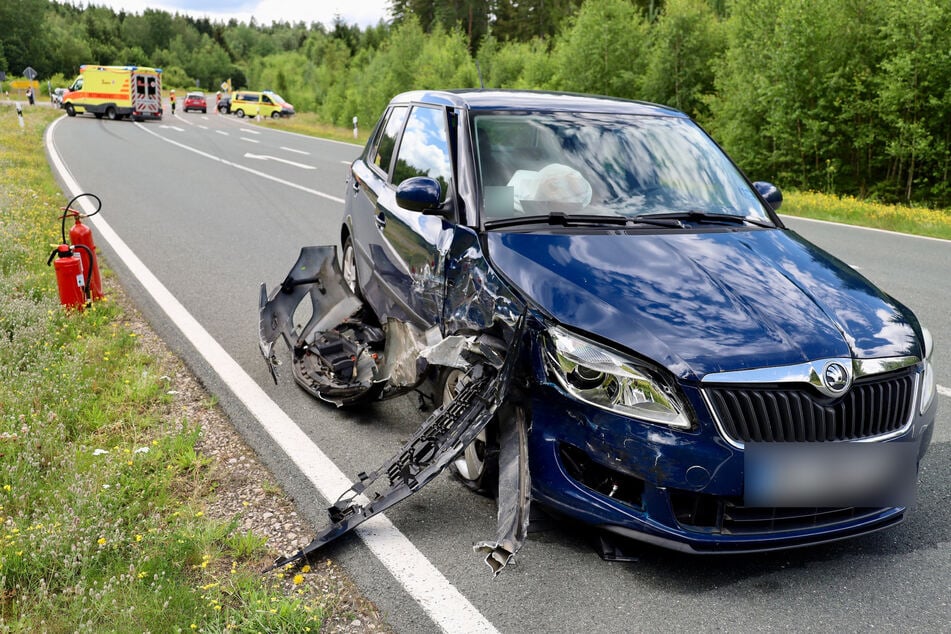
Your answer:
[63,65,163,121]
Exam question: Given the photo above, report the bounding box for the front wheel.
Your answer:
[442,368,500,497]
[65,103,76,117]
[271,111,281,119]
[235,109,245,118]
[341,235,363,301]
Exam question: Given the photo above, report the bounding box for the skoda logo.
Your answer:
[822,362,851,393]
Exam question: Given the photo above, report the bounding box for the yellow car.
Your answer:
[229,90,295,119]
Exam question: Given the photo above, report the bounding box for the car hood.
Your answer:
[485,228,921,380]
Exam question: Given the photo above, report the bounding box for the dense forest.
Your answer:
[1,0,949,206]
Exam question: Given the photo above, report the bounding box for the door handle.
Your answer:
[375,213,386,229]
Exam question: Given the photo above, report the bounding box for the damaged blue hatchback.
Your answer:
[259,90,937,573]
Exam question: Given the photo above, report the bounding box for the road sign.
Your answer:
[23,67,37,80]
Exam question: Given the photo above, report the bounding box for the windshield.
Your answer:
[473,112,769,223]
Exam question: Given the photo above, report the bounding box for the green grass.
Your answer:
[254,111,371,146]
[782,190,951,240]
[0,104,329,632]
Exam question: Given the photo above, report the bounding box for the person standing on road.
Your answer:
[170,89,176,115]
[26,86,35,105]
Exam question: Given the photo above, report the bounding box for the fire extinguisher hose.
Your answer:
[59,192,102,244]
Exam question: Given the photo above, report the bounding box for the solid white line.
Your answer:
[781,214,951,243]
[46,116,497,634]
[280,146,310,155]
[135,123,342,203]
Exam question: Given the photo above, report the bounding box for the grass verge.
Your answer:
[0,105,362,631]
[781,191,951,240]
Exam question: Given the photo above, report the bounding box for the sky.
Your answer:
[75,0,393,28]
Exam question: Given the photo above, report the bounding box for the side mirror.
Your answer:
[395,177,442,213]
[753,181,783,212]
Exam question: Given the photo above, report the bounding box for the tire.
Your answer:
[340,235,363,300]
[106,107,117,121]
[271,111,281,119]
[235,109,245,118]
[218,105,227,113]
[442,368,500,497]
[202,108,206,114]
[94,113,103,119]
[65,103,76,117]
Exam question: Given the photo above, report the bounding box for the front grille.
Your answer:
[669,490,886,534]
[704,368,916,444]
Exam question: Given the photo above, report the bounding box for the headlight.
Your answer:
[920,327,935,414]
[545,326,691,429]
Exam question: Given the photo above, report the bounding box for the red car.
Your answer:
[183,91,207,113]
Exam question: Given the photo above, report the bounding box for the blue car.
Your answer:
[259,90,936,572]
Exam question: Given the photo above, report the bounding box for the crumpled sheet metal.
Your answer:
[444,228,522,335]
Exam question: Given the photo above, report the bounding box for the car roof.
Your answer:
[387,89,687,118]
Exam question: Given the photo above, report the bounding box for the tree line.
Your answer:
[1,0,948,206]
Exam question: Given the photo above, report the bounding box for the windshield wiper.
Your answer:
[484,212,681,230]
[640,210,774,228]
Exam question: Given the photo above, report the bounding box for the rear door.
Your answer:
[131,72,161,117]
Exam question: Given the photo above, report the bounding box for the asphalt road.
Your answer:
[46,110,950,633]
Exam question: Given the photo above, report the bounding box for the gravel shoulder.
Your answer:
[112,278,392,632]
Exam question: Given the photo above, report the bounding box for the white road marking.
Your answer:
[216,130,229,136]
[243,152,314,170]
[240,137,260,144]
[135,124,338,201]
[938,385,951,399]
[240,128,261,135]
[159,125,184,132]
[280,146,310,155]
[198,125,208,130]
[340,160,351,165]
[46,117,497,634]
[781,214,951,244]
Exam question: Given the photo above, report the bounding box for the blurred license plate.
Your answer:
[744,442,917,507]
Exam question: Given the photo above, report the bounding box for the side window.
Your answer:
[368,105,408,176]
[392,106,452,201]
[262,95,273,104]
[71,77,83,91]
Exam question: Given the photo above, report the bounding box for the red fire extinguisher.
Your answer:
[68,210,103,301]
[47,192,104,310]
[47,243,92,310]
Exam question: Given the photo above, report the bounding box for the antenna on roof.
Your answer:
[476,60,485,90]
